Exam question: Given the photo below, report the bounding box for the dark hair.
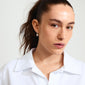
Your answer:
[19,0,73,55]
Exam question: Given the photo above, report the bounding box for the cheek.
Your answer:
[42,28,55,39]
[39,26,55,42]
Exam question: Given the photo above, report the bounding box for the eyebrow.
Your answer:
[49,19,75,25]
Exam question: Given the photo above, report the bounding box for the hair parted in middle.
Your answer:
[19,0,73,55]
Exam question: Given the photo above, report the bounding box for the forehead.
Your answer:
[41,4,75,23]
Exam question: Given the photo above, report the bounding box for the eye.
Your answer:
[51,24,59,28]
[66,26,73,30]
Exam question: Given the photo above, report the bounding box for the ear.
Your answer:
[32,19,39,33]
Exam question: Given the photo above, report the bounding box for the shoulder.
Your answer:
[64,51,85,75]
[0,50,33,74]
[0,49,34,84]
[70,55,85,70]
[81,62,85,73]
[0,59,18,85]
[0,59,18,74]
[72,56,85,75]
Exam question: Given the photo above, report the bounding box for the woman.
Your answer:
[0,0,85,85]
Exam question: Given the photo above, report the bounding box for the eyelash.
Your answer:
[66,26,73,30]
[51,24,59,28]
[50,24,73,30]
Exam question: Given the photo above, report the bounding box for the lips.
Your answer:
[54,43,65,49]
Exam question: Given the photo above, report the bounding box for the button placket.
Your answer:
[48,72,55,85]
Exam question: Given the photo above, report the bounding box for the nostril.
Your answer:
[58,37,64,40]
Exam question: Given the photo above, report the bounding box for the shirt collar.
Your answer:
[14,48,35,71]
[14,48,82,75]
[63,51,82,75]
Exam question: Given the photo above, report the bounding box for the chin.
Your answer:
[51,49,64,55]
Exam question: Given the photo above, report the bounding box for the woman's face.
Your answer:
[35,4,75,55]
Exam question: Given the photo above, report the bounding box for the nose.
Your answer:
[57,28,66,41]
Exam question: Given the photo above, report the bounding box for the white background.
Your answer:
[0,0,85,67]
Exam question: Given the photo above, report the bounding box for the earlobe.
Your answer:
[32,19,39,33]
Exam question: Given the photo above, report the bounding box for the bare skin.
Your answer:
[32,4,75,80]
[33,49,64,80]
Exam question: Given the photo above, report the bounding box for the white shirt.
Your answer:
[0,48,85,85]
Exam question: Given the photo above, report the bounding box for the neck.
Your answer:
[33,46,64,65]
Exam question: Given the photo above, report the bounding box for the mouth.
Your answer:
[53,43,65,49]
